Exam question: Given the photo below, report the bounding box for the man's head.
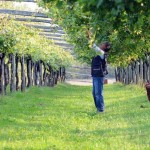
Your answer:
[99,41,111,52]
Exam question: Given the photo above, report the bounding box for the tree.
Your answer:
[38,0,150,66]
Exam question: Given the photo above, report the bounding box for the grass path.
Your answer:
[0,83,150,150]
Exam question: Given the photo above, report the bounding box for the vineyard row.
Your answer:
[0,53,65,95]
[115,54,150,85]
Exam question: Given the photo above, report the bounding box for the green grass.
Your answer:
[0,83,150,150]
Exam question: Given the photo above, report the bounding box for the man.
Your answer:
[91,42,111,113]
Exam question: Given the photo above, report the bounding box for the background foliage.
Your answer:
[0,17,73,70]
[38,0,150,66]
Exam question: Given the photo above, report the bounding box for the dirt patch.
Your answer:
[66,78,116,86]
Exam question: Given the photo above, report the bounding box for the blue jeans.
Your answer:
[92,77,104,112]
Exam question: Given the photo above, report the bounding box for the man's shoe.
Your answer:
[97,110,104,113]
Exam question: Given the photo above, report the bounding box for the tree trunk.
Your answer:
[53,71,56,85]
[16,55,19,90]
[125,66,129,84]
[20,55,26,92]
[60,67,62,82]
[0,53,5,95]
[27,57,32,87]
[33,62,37,86]
[128,65,131,84]
[119,67,123,82]
[135,60,139,84]
[143,61,147,83]
[122,68,126,84]
[148,55,150,83]
[48,65,54,87]
[43,63,47,86]
[145,55,150,83]
[4,63,9,93]
[139,59,143,84]
[62,67,66,82]
[55,70,59,84]
[48,74,51,87]
[39,61,43,86]
[10,53,16,92]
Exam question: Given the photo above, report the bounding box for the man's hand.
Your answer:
[88,39,94,48]
[104,70,108,75]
